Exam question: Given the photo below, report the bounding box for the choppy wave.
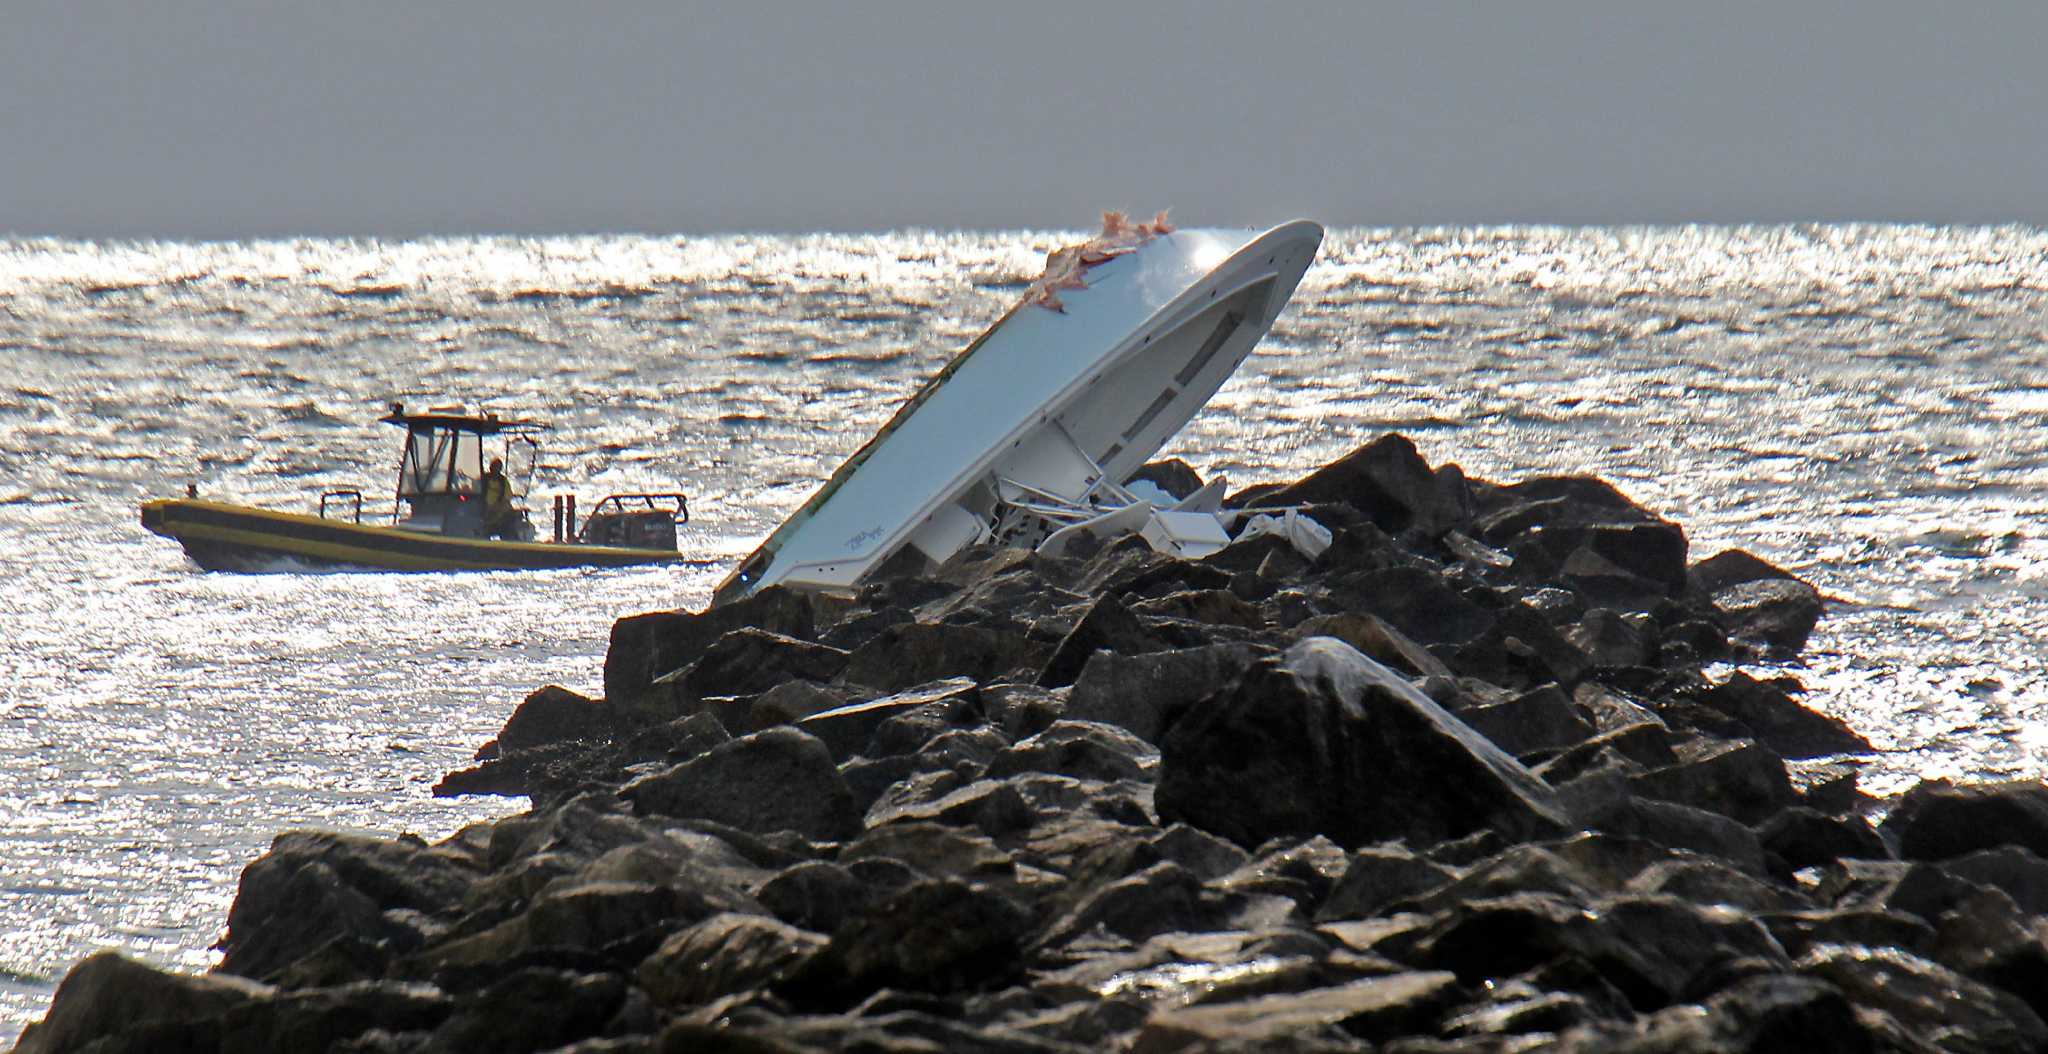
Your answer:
[3,224,2047,1036]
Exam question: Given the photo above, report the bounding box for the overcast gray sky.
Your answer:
[5,2,2047,239]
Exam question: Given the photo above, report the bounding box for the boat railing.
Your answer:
[583,493,689,526]
[319,489,364,524]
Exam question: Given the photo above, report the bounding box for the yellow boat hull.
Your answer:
[140,499,682,572]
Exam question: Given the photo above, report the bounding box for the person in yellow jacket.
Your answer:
[478,457,516,538]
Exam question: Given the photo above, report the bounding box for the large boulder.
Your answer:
[795,677,979,761]
[839,621,1044,691]
[422,968,627,1052]
[219,830,479,983]
[604,586,816,703]
[417,879,692,970]
[493,684,616,754]
[637,912,826,1009]
[621,726,859,840]
[1693,672,1871,759]
[1035,592,1167,688]
[1800,943,2048,1054]
[668,628,849,698]
[1324,566,1497,648]
[17,953,273,1054]
[217,980,453,1052]
[1714,578,1825,655]
[1243,432,1467,539]
[782,876,1033,1004]
[1883,779,2048,862]
[1690,548,1807,594]
[1157,638,1568,850]
[1628,739,1800,826]
[1063,643,1269,745]
[1289,611,1453,680]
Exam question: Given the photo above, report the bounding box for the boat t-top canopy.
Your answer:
[380,403,548,437]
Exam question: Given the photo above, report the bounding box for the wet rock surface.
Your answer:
[30,435,2039,1054]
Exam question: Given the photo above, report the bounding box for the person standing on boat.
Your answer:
[479,457,516,538]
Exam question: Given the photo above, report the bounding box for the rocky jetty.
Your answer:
[26,433,2048,1053]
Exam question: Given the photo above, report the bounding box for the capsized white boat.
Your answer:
[713,216,1324,605]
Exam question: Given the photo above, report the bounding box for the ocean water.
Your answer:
[3,224,2046,1036]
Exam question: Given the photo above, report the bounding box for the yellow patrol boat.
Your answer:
[141,404,689,572]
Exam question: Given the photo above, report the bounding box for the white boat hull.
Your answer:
[715,220,1325,604]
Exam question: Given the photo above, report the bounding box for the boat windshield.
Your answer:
[398,427,487,496]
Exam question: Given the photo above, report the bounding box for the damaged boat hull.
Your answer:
[715,220,1323,604]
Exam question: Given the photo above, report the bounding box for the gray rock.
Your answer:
[637,912,826,1009]
[1245,433,1465,539]
[1129,971,1464,1053]
[1800,943,2048,1054]
[1064,642,1269,746]
[1624,859,1811,913]
[1946,845,2048,917]
[17,952,274,1054]
[1147,823,1253,881]
[796,677,978,761]
[1760,908,1936,959]
[217,980,453,1052]
[219,830,480,982]
[1883,778,2048,862]
[1157,638,1568,850]
[911,725,1011,778]
[1567,608,1656,669]
[753,859,873,935]
[494,684,616,754]
[1458,683,1595,757]
[1629,739,1800,825]
[1289,611,1454,680]
[840,620,1045,692]
[985,719,1157,783]
[786,877,1034,1003]
[621,726,858,841]
[1757,806,1890,872]
[668,628,849,699]
[1316,846,1458,922]
[1696,672,1871,759]
[606,586,816,703]
[840,821,1015,883]
[1714,578,1824,655]
[1689,548,1805,595]
[747,680,860,729]
[423,968,626,1053]
[1327,566,1498,648]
